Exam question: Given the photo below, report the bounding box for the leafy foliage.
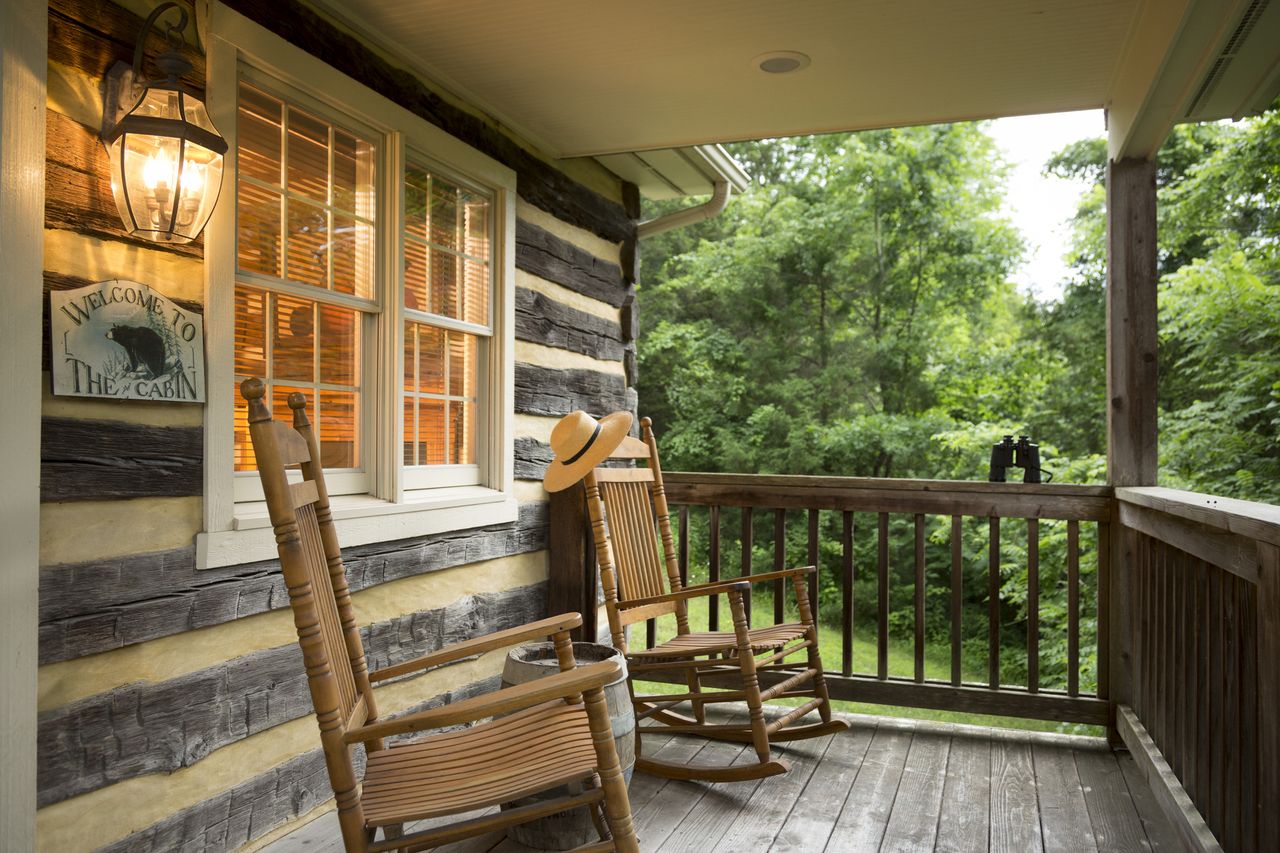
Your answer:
[634,105,1280,699]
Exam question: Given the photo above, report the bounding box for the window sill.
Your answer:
[195,487,518,569]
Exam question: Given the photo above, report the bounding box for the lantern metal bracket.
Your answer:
[101,1,195,141]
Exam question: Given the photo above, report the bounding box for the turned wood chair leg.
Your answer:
[729,587,772,764]
[793,572,834,723]
[583,687,641,853]
[684,665,707,724]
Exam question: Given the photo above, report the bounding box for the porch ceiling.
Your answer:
[314,0,1280,170]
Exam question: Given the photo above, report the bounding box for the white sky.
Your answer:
[986,109,1105,301]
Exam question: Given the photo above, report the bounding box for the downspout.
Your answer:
[636,180,732,239]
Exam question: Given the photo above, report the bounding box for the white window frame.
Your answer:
[197,2,516,570]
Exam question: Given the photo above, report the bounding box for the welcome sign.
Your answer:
[51,279,206,402]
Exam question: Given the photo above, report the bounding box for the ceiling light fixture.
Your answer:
[753,51,811,74]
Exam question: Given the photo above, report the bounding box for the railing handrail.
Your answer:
[664,471,1112,521]
[1117,485,1280,546]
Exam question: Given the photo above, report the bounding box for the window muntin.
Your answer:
[232,79,376,477]
[401,159,492,489]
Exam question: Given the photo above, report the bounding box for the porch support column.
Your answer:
[1104,156,1158,723]
[0,0,46,845]
[1106,157,1158,486]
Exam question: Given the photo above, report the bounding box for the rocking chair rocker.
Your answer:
[240,379,639,852]
[580,417,849,783]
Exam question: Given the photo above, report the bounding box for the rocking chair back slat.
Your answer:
[297,500,361,718]
[598,480,667,605]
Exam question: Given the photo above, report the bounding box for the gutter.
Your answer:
[636,180,732,240]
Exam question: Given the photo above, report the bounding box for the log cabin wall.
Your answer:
[37,1,639,850]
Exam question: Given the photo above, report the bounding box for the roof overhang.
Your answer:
[310,0,1280,192]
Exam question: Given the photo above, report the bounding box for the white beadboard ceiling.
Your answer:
[312,0,1280,174]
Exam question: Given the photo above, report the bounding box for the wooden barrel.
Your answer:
[500,641,635,850]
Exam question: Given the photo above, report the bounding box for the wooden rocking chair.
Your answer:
[240,378,639,853]
[582,417,849,783]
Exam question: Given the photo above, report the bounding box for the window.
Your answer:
[199,5,516,569]
[232,79,376,500]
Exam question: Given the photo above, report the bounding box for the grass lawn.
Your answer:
[629,590,1102,736]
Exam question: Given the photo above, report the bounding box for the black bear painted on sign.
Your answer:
[105,324,167,379]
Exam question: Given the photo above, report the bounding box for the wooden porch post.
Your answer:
[549,482,600,643]
[0,0,46,845]
[1105,157,1158,724]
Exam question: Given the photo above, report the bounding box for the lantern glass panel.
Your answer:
[107,87,224,244]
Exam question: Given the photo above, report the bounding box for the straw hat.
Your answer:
[542,410,633,492]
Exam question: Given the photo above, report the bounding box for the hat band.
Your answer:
[562,423,602,465]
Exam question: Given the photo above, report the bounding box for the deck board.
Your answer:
[260,712,1177,853]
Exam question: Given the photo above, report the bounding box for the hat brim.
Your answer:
[542,411,634,492]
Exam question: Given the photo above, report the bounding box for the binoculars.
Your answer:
[988,435,1047,484]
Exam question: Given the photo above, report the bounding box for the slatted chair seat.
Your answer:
[361,700,599,825]
[240,378,639,852]
[577,417,849,784]
[630,623,809,659]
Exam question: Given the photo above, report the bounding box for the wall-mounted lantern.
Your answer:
[101,2,226,244]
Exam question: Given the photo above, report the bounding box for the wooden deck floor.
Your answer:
[263,713,1179,852]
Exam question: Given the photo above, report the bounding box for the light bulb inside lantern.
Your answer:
[183,161,205,194]
[142,151,177,190]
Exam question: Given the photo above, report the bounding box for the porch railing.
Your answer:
[1114,487,1280,852]
[547,472,1279,850]
[655,473,1113,727]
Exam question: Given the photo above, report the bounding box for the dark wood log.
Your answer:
[37,583,545,806]
[516,219,626,307]
[49,0,207,89]
[93,674,501,852]
[1106,158,1158,487]
[514,287,623,361]
[38,502,549,664]
[514,435,554,481]
[44,109,202,257]
[514,362,629,418]
[218,0,632,244]
[623,344,638,388]
[620,182,641,221]
[41,417,203,502]
[620,291,639,342]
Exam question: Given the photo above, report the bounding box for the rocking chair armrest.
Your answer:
[624,566,816,606]
[368,613,584,683]
[619,580,751,611]
[344,660,621,744]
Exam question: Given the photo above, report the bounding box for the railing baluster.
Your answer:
[1223,567,1240,853]
[678,505,689,589]
[1238,566,1258,851]
[1097,521,1111,700]
[842,510,854,678]
[1208,564,1223,836]
[1067,520,1080,697]
[709,504,720,632]
[878,512,889,681]
[773,509,785,624]
[741,506,753,624]
[1183,551,1200,804]
[950,515,962,686]
[988,516,1000,689]
[914,514,925,684]
[1028,518,1039,693]
[808,509,820,622]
